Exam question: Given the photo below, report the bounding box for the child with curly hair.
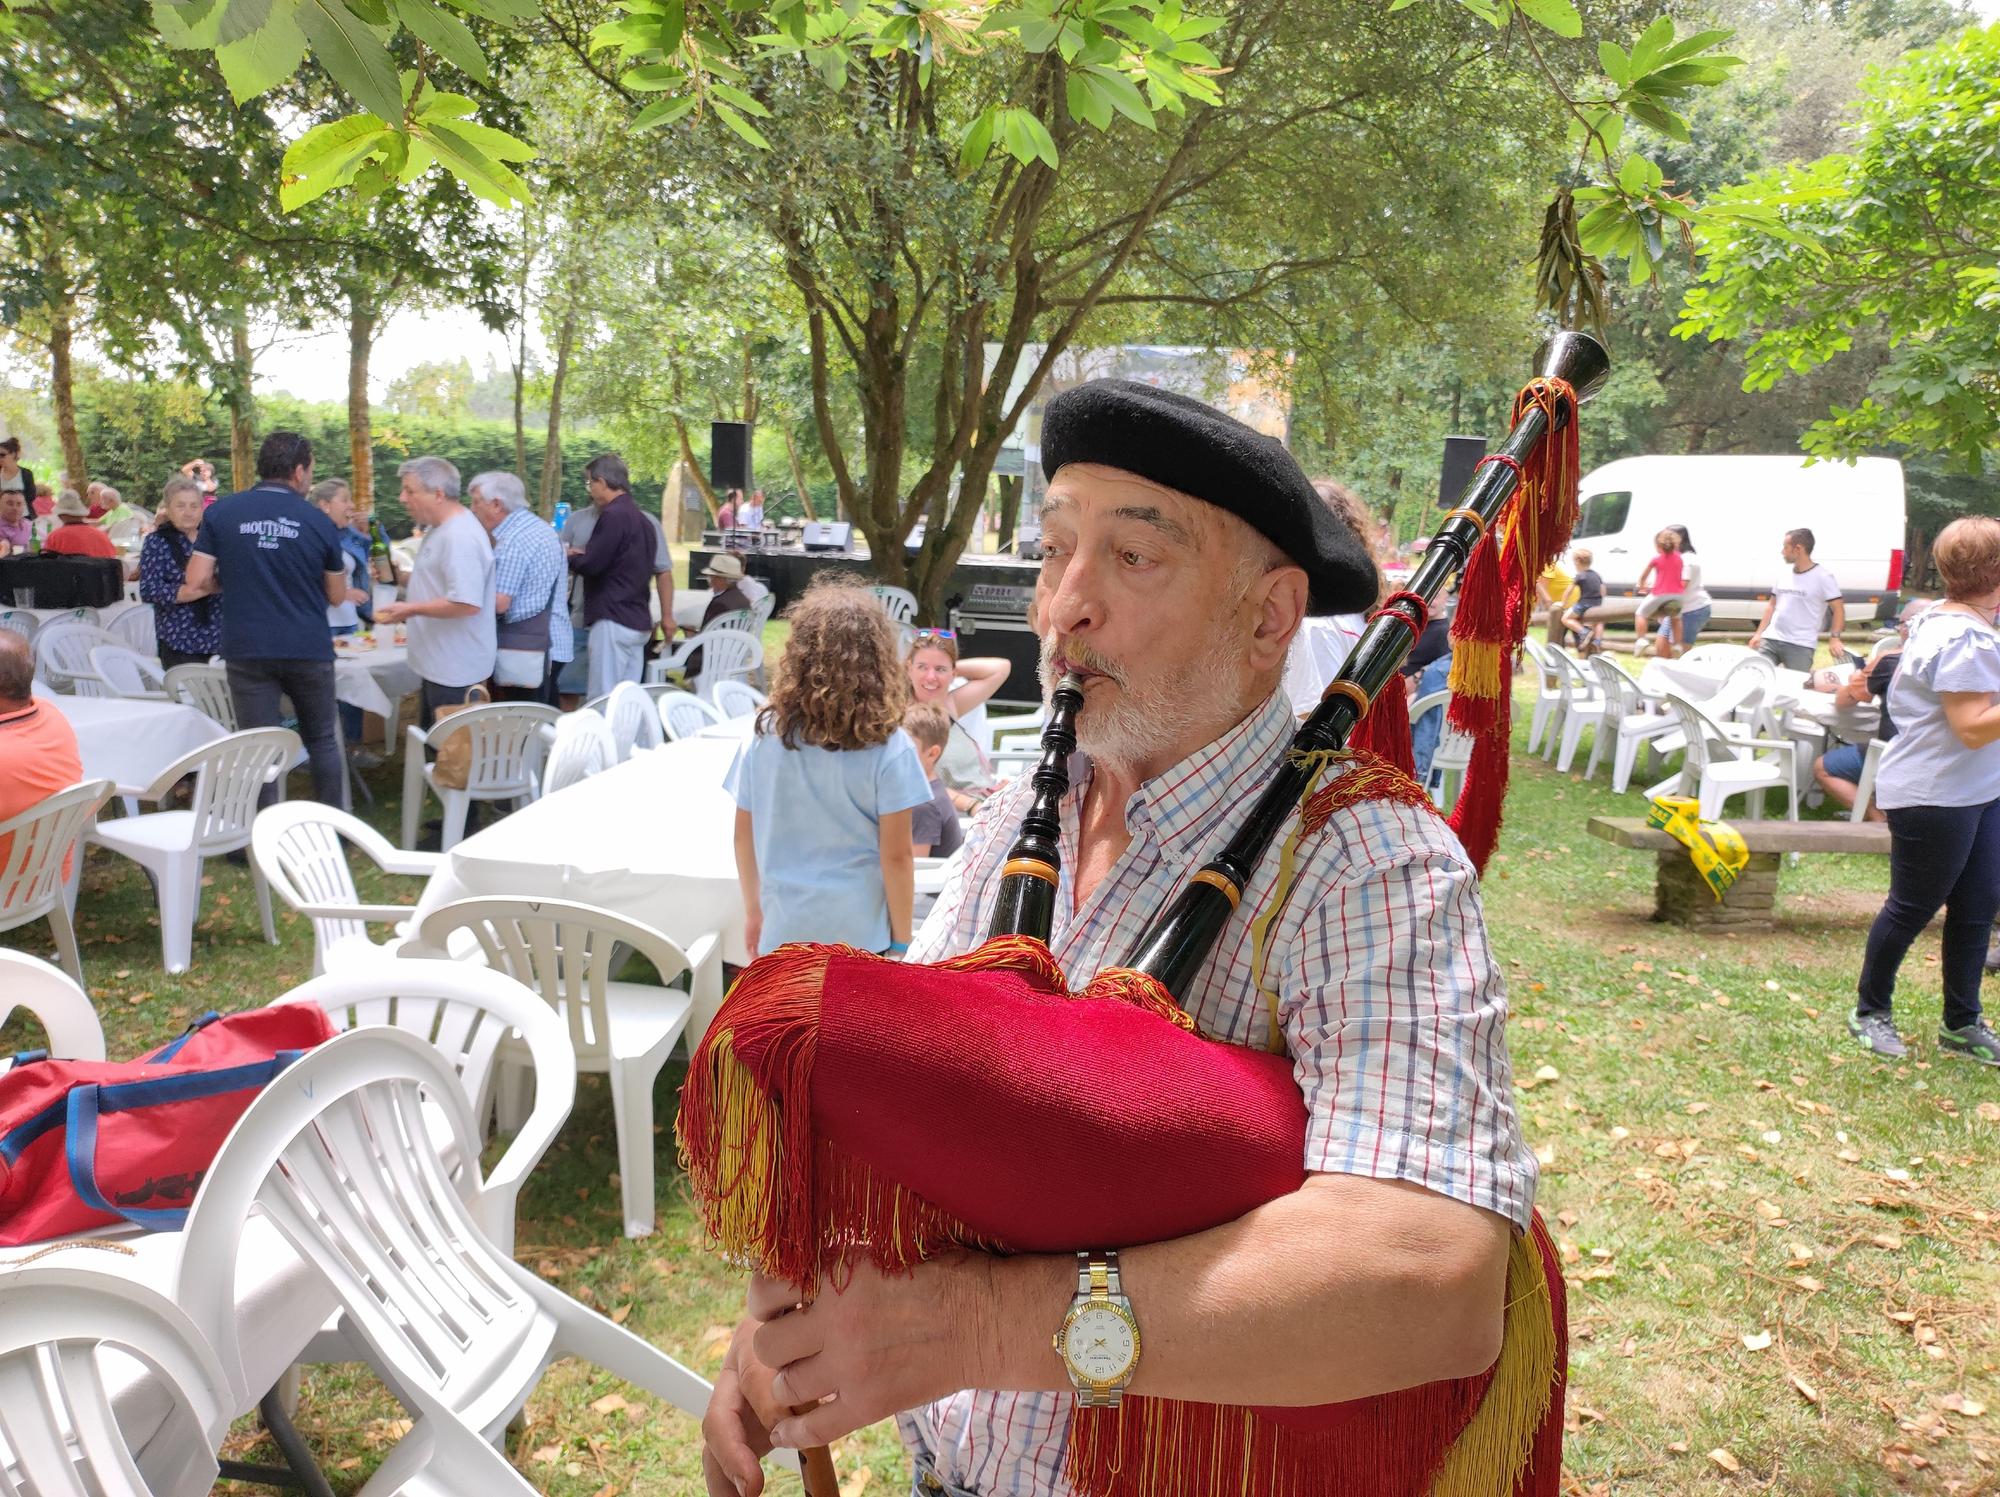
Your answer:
[726,575,933,957]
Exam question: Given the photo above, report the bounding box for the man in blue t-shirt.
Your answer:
[185,431,351,808]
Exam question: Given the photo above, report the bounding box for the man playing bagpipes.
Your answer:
[691,370,1587,1497]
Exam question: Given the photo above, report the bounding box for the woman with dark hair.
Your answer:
[1652,524,1713,652]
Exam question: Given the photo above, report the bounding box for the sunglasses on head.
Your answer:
[913,628,956,643]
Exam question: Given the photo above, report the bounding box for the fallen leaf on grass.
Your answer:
[1618,1336,1636,1357]
[1666,1441,1689,1454]
[1710,1447,1742,1473]
[839,1468,873,1497]
[1837,1148,1863,1163]
[1742,1330,1772,1352]
[1791,1374,1820,1405]
[1794,1275,1823,1292]
[1939,1393,1986,1417]
[1871,1232,1904,1251]
[1976,1101,2000,1123]
[532,1445,563,1465]
[1685,1101,1711,1115]
[591,1393,630,1416]
[611,1303,632,1324]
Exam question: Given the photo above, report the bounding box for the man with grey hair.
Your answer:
[470,470,571,704]
[377,456,495,725]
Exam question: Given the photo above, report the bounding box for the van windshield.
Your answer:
[1575,491,1631,540]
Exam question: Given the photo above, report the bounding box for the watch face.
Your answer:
[1064,1305,1138,1382]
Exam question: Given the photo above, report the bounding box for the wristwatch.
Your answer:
[1053,1251,1140,1407]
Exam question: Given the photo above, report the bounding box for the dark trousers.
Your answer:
[225,657,346,809]
[418,679,483,731]
[158,644,212,673]
[1857,798,2000,1031]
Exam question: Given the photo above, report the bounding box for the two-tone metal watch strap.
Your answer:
[1075,1249,1122,1299]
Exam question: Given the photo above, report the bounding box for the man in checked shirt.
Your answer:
[702,382,1537,1497]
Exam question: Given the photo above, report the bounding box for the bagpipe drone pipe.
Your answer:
[677,332,1611,1497]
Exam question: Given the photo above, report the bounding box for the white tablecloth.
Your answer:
[51,695,227,793]
[411,735,748,999]
[672,593,710,632]
[332,640,421,721]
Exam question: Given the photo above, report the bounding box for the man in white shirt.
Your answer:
[376,456,496,725]
[1749,527,1846,671]
[738,488,766,531]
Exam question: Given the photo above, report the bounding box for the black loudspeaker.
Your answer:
[710,421,751,493]
[1438,434,1488,508]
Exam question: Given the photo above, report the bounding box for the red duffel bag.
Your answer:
[0,1003,337,1246]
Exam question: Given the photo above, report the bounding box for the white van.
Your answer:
[1571,455,1907,628]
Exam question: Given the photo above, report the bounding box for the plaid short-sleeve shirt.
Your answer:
[897,689,1536,1495]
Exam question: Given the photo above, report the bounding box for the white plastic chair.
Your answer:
[33,620,124,697]
[702,607,757,635]
[272,962,572,1252]
[0,608,39,643]
[649,627,764,699]
[1586,655,1684,794]
[0,948,106,1068]
[91,644,170,700]
[1680,642,1757,671]
[251,802,442,975]
[87,729,297,974]
[0,1265,232,1497]
[106,602,158,657]
[1551,649,1608,773]
[710,678,767,721]
[163,662,237,730]
[400,702,559,851]
[1519,639,1566,755]
[1850,737,1889,823]
[1410,691,1475,812]
[604,679,664,759]
[747,593,776,632]
[658,687,725,741]
[174,1028,715,1482]
[868,584,918,623]
[412,895,719,1239]
[0,778,115,984]
[1656,695,1799,821]
[543,708,618,795]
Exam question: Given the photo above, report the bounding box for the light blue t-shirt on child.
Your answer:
[725,729,934,954]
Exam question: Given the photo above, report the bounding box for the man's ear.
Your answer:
[1246,563,1309,673]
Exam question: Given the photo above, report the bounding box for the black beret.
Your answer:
[1040,379,1378,616]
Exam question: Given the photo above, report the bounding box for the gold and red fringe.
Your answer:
[1299,750,1438,837]
[1347,681,1415,776]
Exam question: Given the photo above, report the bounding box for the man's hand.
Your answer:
[743,908,761,958]
[703,1318,787,1497]
[375,601,409,624]
[1747,631,1763,649]
[345,588,369,606]
[748,1255,990,1450]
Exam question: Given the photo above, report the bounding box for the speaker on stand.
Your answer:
[1438,434,1488,508]
[711,421,752,495]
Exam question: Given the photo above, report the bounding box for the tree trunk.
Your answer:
[995,474,1022,553]
[539,297,578,517]
[674,415,720,519]
[512,330,528,478]
[227,310,256,489]
[347,295,377,510]
[782,423,816,521]
[47,280,86,490]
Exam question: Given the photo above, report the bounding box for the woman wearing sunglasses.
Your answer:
[905,627,1012,813]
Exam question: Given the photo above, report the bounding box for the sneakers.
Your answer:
[1846,1010,1907,1058]
[1939,1021,2000,1067]
[351,749,386,770]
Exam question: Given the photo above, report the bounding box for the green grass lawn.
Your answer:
[2,682,1994,1494]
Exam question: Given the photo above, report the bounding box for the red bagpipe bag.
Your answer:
[679,933,1565,1497]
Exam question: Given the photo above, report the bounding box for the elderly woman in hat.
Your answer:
[701,380,1533,1497]
[41,489,118,558]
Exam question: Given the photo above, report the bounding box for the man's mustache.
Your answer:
[1040,636,1127,689]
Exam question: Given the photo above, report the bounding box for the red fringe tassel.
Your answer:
[1347,680,1415,776]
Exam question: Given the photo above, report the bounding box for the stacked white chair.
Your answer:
[251,802,443,975]
[703,607,757,635]
[400,702,559,851]
[1410,690,1476,812]
[163,662,237,729]
[0,1266,232,1497]
[658,687,725,741]
[1586,655,1684,794]
[173,1028,718,1483]
[33,620,123,696]
[1550,648,1609,773]
[91,643,170,700]
[0,948,106,1067]
[543,708,618,795]
[0,778,115,983]
[412,895,718,1239]
[604,679,665,759]
[0,608,39,643]
[106,602,158,656]
[711,678,767,720]
[1656,695,1800,821]
[87,728,296,974]
[1519,639,1567,755]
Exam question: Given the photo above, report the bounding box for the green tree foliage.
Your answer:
[384,357,480,419]
[1676,23,2000,473]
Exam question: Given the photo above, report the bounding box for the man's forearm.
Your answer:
[973,1174,1510,1407]
[409,598,480,619]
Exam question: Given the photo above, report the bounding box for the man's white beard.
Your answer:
[1038,623,1245,777]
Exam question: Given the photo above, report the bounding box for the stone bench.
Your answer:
[1586,815,1890,931]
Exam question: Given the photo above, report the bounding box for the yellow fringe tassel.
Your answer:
[1430,1231,1558,1497]
[1447,639,1505,703]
